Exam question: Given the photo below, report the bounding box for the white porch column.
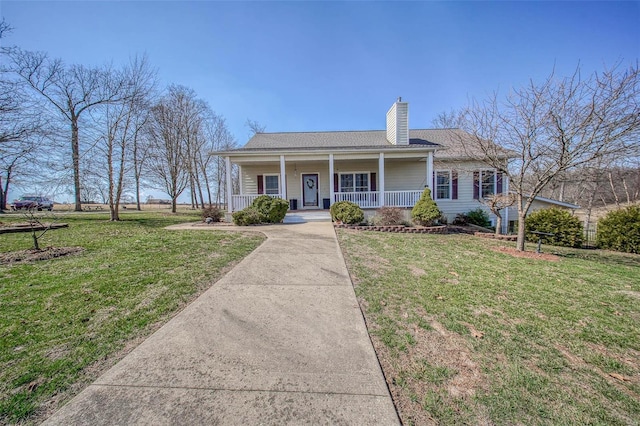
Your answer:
[329,154,335,204]
[279,155,287,199]
[238,165,243,195]
[225,156,232,213]
[426,151,434,198]
[378,152,385,207]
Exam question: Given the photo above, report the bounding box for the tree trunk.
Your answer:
[171,197,177,213]
[516,210,527,251]
[608,171,620,207]
[495,213,502,237]
[0,175,4,212]
[71,118,83,212]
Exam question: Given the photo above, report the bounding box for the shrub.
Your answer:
[465,208,492,228]
[411,188,441,226]
[330,201,364,224]
[372,206,404,226]
[252,195,274,217]
[262,197,289,223]
[202,206,224,222]
[232,207,264,226]
[525,208,583,248]
[452,213,469,226]
[597,205,640,254]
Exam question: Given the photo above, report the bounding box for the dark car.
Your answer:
[11,196,54,211]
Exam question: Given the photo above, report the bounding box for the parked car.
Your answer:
[10,196,54,211]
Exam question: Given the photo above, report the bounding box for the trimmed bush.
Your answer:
[465,208,492,228]
[202,206,224,222]
[597,205,640,254]
[232,207,264,226]
[330,201,364,224]
[261,197,289,223]
[231,196,289,226]
[411,188,441,226]
[525,208,583,248]
[252,195,274,217]
[372,206,404,226]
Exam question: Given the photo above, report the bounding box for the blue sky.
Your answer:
[1,1,638,202]
[3,1,638,145]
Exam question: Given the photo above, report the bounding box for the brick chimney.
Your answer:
[386,97,409,145]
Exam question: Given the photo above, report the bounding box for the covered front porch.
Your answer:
[224,150,435,212]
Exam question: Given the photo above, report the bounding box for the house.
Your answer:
[218,99,574,232]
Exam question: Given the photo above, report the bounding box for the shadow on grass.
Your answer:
[554,249,640,268]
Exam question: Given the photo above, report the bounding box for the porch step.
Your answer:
[283,211,332,223]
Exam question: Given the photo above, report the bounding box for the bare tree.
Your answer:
[480,193,516,236]
[456,63,640,251]
[245,118,265,137]
[145,85,200,213]
[8,49,132,211]
[96,56,155,220]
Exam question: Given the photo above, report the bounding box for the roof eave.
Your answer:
[215,145,441,156]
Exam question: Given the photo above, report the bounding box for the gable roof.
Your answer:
[221,128,492,159]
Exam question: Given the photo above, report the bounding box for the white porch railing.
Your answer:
[333,190,423,208]
[384,190,423,207]
[333,191,380,208]
[232,194,282,211]
[233,190,423,211]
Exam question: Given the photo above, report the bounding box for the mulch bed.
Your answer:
[0,247,84,265]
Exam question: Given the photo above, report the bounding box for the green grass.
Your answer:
[337,229,640,425]
[0,211,264,424]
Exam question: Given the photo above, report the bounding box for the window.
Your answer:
[436,171,451,199]
[264,175,279,195]
[355,173,369,192]
[474,170,502,200]
[340,174,354,192]
[481,171,495,197]
[340,173,369,192]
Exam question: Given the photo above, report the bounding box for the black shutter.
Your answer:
[257,175,264,194]
[473,171,480,199]
[452,171,458,200]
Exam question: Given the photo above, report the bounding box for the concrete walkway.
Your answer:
[43,221,399,425]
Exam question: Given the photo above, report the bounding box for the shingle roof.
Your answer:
[224,128,501,159]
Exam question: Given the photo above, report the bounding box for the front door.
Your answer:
[302,174,319,207]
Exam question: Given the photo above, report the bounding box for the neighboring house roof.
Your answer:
[529,195,581,210]
[219,128,504,159]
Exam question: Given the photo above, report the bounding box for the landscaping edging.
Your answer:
[474,231,518,241]
[334,223,448,234]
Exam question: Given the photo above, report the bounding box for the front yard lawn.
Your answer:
[0,212,265,424]
[337,229,640,425]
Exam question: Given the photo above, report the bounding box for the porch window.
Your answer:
[340,173,369,192]
[264,175,280,195]
[436,171,451,199]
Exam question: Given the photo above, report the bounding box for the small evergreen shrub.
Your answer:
[202,206,224,222]
[597,205,640,254]
[525,208,583,248]
[330,201,364,224]
[232,196,289,226]
[262,197,289,223]
[465,208,492,228]
[252,195,274,217]
[372,206,404,226]
[411,188,441,226]
[232,207,264,226]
